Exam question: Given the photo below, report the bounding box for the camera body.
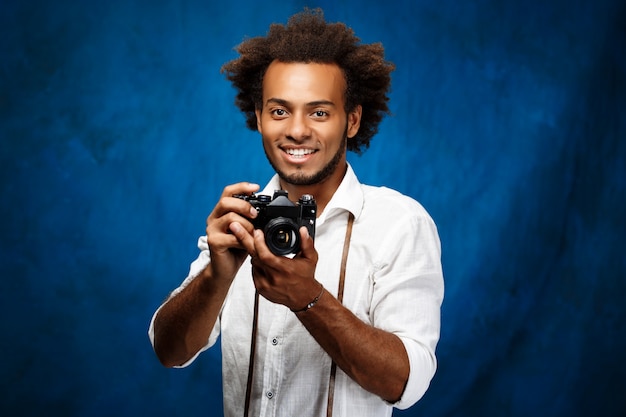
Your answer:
[234,190,316,256]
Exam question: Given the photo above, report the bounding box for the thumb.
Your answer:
[298,226,317,260]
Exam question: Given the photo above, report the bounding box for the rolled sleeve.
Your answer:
[371,213,444,409]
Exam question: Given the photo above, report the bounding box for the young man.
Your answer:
[149,9,443,417]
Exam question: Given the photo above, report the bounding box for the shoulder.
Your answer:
[359,184,434,225]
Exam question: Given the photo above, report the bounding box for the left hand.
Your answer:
[232,225,321,310]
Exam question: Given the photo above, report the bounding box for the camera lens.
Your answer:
[275,229,291,245]
[264,217,300,256]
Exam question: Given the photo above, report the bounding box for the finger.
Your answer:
[209,182,260,221]
[297,226,317,261]
[207,211,253,237]
[207,222,246,250]
[220,182,260,199]
[211,196,259,221]
[229,221,257,256]
[253,229,279,263]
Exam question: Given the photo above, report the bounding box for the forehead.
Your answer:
[262,61,347,105]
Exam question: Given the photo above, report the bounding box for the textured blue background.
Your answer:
[1,0,625,416]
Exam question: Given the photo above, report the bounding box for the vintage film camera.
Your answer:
[234,190,316,256]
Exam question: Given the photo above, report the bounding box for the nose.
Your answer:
[285,113,311,142]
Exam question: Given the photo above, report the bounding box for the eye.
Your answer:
[270,108,288,118]
[312,110,328,118]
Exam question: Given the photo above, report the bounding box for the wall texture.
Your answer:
[1,0,624,416]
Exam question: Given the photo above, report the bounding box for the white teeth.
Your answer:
[285,148,315,157]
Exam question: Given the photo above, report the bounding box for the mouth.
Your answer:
[282,147,317,160]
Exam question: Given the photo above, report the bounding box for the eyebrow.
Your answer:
[265,98,337,108]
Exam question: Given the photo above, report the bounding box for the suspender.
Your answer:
[244,212,355,417]
[326,212,354,417]
[243,290,260,417]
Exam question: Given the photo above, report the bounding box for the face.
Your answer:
[255,61,361,189]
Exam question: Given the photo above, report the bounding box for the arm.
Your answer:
[296,287,410,402]
[152,261,233,367]
[151,182,260,367]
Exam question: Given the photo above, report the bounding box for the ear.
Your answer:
[346,105,362,139]
[255,108,262,133]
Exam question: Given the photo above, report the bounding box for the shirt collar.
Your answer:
[260,163,364,223]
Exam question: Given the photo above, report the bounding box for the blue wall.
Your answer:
[1,0,625,416]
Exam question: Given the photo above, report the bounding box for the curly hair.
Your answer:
[220,8,395,154]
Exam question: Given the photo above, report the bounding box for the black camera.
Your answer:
[234,190,316,256]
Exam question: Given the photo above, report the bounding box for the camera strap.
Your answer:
[243,290,260,417]
[243,212,355,417]
[326,212,354,417]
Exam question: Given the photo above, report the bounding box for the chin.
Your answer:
[278,172,318,187]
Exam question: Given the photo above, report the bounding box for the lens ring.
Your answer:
[264,217,300,256]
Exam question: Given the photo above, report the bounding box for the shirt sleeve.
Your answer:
[369,208,444,409]
[147,236,222,367]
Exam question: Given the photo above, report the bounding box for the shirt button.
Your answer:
[271,337,279,346]
[266,391,274,399]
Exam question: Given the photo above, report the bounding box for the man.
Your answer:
[149,8,443,417]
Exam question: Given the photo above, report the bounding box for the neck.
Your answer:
[279,163,347,217]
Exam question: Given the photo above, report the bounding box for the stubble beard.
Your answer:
[263,129,349,187]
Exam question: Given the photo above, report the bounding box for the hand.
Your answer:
[233,224,321,310]
[205,182,260,283]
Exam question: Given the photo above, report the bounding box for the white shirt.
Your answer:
[149,164,444,417]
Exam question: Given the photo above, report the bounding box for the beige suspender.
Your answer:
[326,212,354,417]
[243,290,260,417]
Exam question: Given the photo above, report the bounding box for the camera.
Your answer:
[234,190,316,256]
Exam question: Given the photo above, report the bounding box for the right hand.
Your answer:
[205,182,260,283]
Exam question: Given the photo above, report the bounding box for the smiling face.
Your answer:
[255,61,361,201]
